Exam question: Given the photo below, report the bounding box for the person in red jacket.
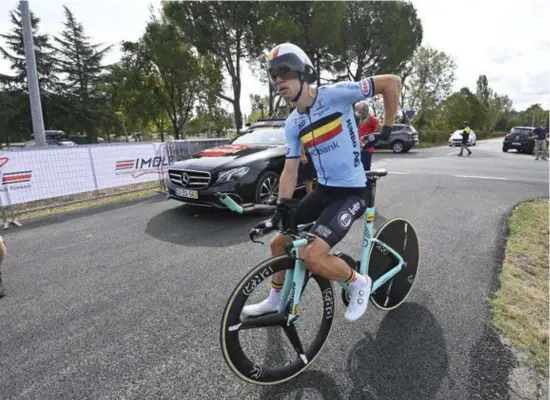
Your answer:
[355,101,381,173]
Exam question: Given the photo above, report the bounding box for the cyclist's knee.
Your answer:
[299,242,330,274]
[270,233,290,256]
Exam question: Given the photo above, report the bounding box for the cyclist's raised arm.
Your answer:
[371,75,401,131]
[324,78,377,105]
[278,122,301,200]
[325,75,401,141]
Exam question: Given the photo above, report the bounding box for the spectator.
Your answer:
[0,235,6,298]
[354,101,381,173]
[533,124,548,161]
[458,121,472,156]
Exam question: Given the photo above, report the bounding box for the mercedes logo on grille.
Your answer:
[181,172,190,187]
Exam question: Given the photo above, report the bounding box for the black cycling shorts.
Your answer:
[295,184,368,248]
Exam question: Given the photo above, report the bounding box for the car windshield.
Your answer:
[231,128,286,145]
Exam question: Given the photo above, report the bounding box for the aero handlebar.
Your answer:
[214,192,315,244]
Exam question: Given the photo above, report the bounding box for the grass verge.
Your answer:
[490,198,549,377]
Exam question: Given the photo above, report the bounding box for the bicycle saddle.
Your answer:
[366,169,388,178]
[276,198,301,212]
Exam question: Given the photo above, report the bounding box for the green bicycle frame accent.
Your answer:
[278,206,406,326]
[214,191,406,326]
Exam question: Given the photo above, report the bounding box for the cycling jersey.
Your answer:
[285,77,375,187]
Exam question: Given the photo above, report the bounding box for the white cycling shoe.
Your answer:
[242,298,279,317]
[344,275,372,322]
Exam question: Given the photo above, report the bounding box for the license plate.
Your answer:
[512,142,521,145]
[175,188,198,199]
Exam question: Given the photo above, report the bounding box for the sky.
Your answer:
[0,0,548,116]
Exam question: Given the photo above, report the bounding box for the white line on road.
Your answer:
[454,175,507,181]
[389,171,411,175]
[446,151,458,156]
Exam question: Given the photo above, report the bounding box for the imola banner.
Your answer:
[0,139,230,207]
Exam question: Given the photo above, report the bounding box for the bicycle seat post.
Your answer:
[278,199,300,236]
[367,178,377,208]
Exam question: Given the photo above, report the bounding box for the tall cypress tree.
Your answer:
[52,5,112,139]
[0,3,58,92]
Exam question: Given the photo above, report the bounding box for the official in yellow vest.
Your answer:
[459,121,472,156]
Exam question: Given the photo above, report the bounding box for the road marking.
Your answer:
[454,175,507,181]
[446,151,458,156]
[389,171,411,175]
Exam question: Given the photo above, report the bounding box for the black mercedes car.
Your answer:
[166,119,313,209]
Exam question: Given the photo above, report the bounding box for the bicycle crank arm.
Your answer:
[234,312,288,331]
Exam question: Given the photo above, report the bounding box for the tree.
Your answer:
[163,1,266,133]
[430,87,487,131]
[476,75,491,105]
[335,1,423,82]
[248,94,270,122]
[0,3,58,92]
[260,1,347,86]
[474,74,514,131]
[52,5,113,140]
[187,106,233,137]
[0,3,60,132]
[402,46,457,113]
[122,19,223,139]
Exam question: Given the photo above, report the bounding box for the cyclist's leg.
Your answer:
[299,193,371,322]
[242,188,327,316]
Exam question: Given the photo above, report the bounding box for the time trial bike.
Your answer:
[215,169,420,386]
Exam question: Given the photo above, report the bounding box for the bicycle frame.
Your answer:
[279,204,406,326]
[214,188,406,326]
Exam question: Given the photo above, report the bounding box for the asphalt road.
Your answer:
[1,138,548,399]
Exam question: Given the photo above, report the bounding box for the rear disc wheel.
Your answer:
[368,218,419,310]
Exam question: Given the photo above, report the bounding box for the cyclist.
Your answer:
[243,43,400,322]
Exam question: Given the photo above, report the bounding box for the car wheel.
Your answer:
[502,147,508,152]
[392,140,405,153]
[255,171,279,205]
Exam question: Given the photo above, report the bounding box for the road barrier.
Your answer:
[0,138,231,228]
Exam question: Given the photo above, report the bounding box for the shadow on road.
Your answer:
[347,302,449,400]
[145,204,265,247]
[259,323,343,399]
[8,193,165,232]
[146,195,390,248]
[253,302,447,400]
[260,369,344,400]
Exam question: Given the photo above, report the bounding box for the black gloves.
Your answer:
[376,125,392,143]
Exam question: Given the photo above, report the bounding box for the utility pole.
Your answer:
[20,0,46,146]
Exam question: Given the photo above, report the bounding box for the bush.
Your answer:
[416,129,505,147]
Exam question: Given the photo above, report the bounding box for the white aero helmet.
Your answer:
[266,43,317,86]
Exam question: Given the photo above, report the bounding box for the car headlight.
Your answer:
[216,166,250,184]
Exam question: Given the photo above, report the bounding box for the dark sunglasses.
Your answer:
[269,67,300,82]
